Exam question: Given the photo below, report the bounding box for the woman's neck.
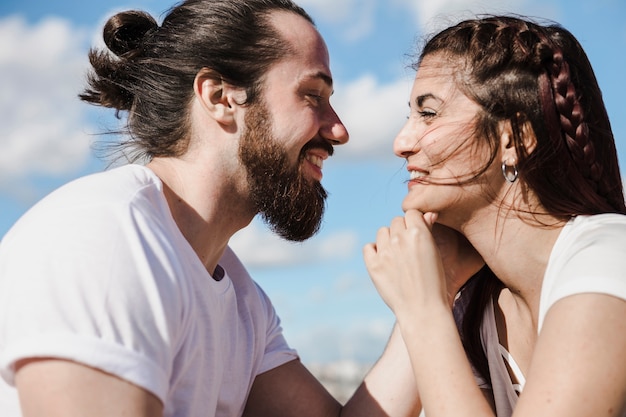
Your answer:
[460,208,566,322]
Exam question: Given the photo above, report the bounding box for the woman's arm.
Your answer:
[365,209,626,417]
[244,212,489,417]
[243,324,422,417]
[343,323,423,417]
[513,293,626,417]
[364,210,493,417]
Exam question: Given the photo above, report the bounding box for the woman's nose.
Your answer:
[393,122,419,158]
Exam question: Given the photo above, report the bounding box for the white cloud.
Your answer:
[338,0,376,43]
[300,0,534,41]
[305,272,374,305]
[0,16,92,190]
[332,74,412,161]
[297,0,356,22]
[391,0,529,32]
[297,0,378,42]
[293,317,393,363]
[229,219,359,268]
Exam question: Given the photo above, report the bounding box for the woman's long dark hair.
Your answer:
[419,15,626,385]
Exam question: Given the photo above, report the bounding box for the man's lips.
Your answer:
[302,138,334,158]
[303,149,329,181]
[304,149,328,169]
[300,140,334,181]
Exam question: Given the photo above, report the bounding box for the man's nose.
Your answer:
[319,106,349,145]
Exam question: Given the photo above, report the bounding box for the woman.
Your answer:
[364,15,626,417]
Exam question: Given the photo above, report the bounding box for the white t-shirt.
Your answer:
[0,164,298,417]
[467,213,626,417]
[539,213,626,328]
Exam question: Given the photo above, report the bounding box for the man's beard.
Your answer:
[239,101,330,242]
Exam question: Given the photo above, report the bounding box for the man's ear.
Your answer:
[193,68,246,125]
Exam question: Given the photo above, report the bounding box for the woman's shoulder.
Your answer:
[569,212,626,228]
[550,213,626,264]
[539,212,626,329]
[558,213,626,247]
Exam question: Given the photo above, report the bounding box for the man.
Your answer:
[0,1,419,416]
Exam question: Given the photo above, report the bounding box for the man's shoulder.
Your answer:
[2,165,167,249]
[60,164,160,203]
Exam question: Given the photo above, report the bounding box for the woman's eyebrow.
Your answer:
[415,93,441,108]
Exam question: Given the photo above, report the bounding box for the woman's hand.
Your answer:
[365,211,494,417]
[364,211,485,317]
[363,210,448,318]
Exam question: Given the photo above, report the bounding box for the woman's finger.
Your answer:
[362,242,377,265]
[403,209,434,232]
[375,225,391,248]
[423,212,438,228]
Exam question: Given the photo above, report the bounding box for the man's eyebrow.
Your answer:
[304,71,333,88]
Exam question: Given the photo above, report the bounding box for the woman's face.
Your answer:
[394,54,500,225]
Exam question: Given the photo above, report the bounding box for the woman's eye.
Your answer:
[418,109,436,119]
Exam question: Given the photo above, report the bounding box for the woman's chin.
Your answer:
[401,192,429,212]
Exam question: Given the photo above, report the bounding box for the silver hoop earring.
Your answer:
[501,162,518,183]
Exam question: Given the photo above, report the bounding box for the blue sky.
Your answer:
[1,0,625,365]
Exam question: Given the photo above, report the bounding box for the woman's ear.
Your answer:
[519,118,537,155]
[499,119,518,166]
[193,68,245,125]
[499,116,538,163]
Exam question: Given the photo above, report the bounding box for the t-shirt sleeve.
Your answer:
[0,190,184,403]
[219,247,298,375]
[255,283,299,374]
[539,215,626,329]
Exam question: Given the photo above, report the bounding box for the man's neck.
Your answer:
[146,157,255,275]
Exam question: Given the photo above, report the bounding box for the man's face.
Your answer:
[239,100,330,242]
[236,11,350,241]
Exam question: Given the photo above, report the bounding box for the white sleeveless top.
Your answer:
[479,299,525,417]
